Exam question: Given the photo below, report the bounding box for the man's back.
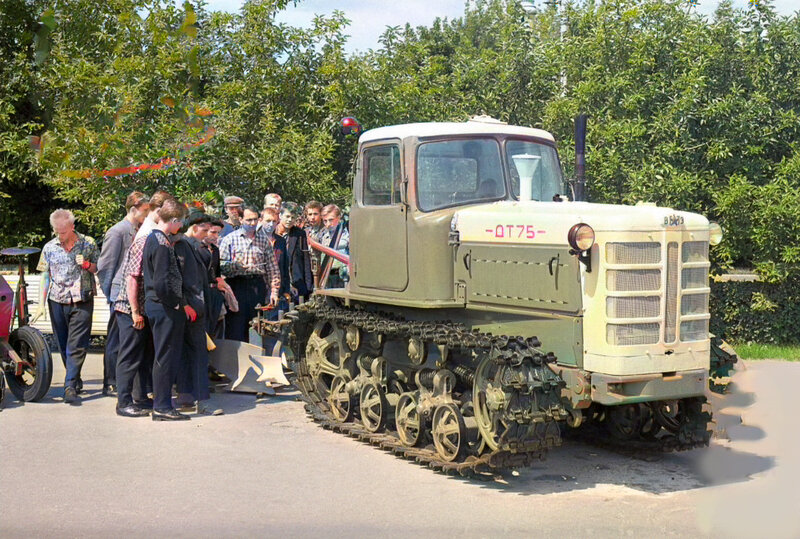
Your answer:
[97,219,135,300]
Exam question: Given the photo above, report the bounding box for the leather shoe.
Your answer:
[133,398,154,410]
[152,409,190,421]
[116,405,151,418]
[102,384,117,396]
[64,387,79,404]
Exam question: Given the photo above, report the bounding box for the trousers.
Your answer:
[115,311,154,408]
[224,275,266,343]
[48,299,93,390]
[103,307,120,386]
[177,319,210,402]
[145,300,185,412]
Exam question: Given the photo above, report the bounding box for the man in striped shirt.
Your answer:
[219,206,280,342]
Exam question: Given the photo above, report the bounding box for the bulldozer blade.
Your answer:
[208,339,289,394]
[251,355,290,387]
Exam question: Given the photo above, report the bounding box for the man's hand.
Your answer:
[184,305,198,322]
[132,311,145,330]
[31,302,47,323]
[216,277,232,296]
[269,290,279,307]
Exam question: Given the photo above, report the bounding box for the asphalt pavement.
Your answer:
[1,354,798,538]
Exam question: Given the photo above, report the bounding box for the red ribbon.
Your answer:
[62,126,216,180]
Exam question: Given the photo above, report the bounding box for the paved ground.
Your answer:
[1,354,798,538]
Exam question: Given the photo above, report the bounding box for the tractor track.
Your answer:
[258,298,713,475]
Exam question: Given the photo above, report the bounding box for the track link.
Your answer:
[262,298,564,475]
[564,398,713,457]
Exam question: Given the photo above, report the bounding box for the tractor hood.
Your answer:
[452,200,710,245]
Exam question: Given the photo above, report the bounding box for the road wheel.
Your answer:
[6,326,52,402]
[395,392,423,447]
[359,382,387,433]
[432,403,466,462]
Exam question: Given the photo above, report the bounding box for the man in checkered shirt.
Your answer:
[112,232,154,417]
[219,205,280,342]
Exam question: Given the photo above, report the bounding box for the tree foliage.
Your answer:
[1,0,800,286]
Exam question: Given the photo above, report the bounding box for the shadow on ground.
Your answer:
[0,376,302,417]
[298,366,774,496]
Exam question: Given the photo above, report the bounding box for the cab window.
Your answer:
[416,138,504,212]
[363,144,401,206]
[506,139,564,201]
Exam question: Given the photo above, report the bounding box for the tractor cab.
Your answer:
[347,117,564,302]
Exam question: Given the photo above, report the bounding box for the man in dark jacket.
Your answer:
[203,218,229,339]
[275,202,313,302]
[174,212,219,414]
[142,198,191,421]
[96,191,150,394]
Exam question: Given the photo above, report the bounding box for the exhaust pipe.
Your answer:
[573,114,587,202]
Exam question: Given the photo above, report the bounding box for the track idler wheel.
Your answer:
[395,392,423,447]
[432,403,466,462]
[304,321,353,399]
[653,399,682,433]
[605,403,645,441]
[359,382,388,433]
[328,375,355,423]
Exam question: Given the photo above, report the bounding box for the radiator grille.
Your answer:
[607,296,660,318]
[606,242,661,264]
[664,242,679,343]
[607,323,661,346]
[604,239,710,347]
[681,319,709,342]
[607,270,661,291]
[682,241,709,263]
[682,268,708,289]
[681,293,709,315]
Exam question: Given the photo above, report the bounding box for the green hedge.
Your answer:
[710,277,800,345]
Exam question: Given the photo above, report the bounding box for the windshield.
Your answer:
[415,137,564,211]
[417,138,504,212]
[506,140,563,201]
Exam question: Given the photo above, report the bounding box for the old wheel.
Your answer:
[328,374,355,423]
[432,403,466,462]
[638,404,661,439]
[653,400,683,433]
[304,321,353,398]
[473,357,508,452]
[359,382,387,433]
[605,404,644,441]
[395,392,422,447]
[6,326,52,402]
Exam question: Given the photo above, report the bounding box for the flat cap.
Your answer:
[183,211,211,230]
[224,195,244,205]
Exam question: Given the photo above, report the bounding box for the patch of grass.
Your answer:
[731,343,800,361]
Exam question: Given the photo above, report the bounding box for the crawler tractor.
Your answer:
[259,116,734,474]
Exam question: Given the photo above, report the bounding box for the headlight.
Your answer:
[568,223,595,251]
[709,222,723,246]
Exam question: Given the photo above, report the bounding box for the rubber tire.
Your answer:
[6,326,53,402]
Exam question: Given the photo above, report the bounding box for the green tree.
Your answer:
[0,0,54,249]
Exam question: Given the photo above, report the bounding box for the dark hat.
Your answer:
[183,212,211,230]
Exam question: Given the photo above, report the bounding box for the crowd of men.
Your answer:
[35,191,350,421]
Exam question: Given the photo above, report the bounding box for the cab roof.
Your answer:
[359,117,556,145]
